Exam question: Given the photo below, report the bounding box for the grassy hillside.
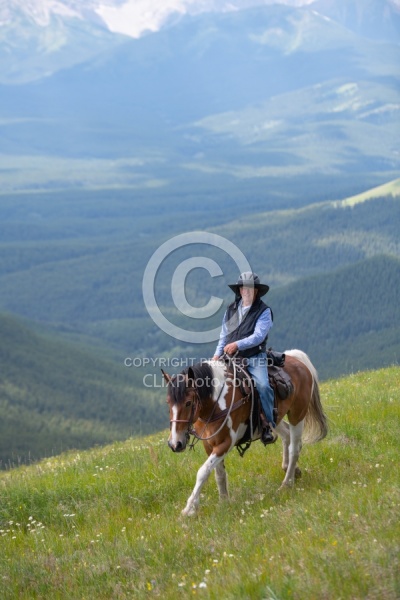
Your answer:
[0,367,398,599]
[0,313,166,467]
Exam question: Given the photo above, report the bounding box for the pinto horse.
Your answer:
[163,350,328,517]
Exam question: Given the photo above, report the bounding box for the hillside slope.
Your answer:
[0,367,398,599]
[0,313,165,467]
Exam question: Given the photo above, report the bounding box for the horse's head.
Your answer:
[162,364,212,452]
[163,366,201,453]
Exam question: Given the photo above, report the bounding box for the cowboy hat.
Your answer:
[228,271,270,297]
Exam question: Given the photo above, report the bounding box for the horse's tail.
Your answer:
[285,349,328,444]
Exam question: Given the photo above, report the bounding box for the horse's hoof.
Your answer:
[279,480,294,490]
[181,507,197,517]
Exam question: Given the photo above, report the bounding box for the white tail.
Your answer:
[285,349,328,444]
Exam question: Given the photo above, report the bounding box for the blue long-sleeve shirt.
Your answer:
[214,302,273,356]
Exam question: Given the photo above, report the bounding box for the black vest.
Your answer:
[225,297,273,358]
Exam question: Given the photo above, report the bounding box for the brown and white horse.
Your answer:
[163,350,328,517]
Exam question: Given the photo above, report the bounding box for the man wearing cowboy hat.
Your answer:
[212,272,277,445]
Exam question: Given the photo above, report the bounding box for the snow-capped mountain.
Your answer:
[0,0,127,85]
[0,0,319,84]
[2,0,399,39]
[94,0,317,38]
[0,0,315,38]
[1,0,398,86]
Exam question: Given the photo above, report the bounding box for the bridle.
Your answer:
[169,386,201,442]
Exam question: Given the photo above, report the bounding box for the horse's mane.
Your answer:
[168,362,214,405]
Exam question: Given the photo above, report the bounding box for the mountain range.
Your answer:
[2,0,399,84]
[0,0,399,195]
[3,0,400,41]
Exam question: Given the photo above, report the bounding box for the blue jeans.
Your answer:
[246,352,275,427]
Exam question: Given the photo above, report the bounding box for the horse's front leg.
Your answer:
[181,452,225,517]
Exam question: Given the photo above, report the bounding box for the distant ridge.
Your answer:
[333,178,400,207]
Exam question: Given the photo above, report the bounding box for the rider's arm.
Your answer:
[236,308,273,352]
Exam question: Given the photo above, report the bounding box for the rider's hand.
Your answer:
[224,342,239,355]
[211,355,220,361]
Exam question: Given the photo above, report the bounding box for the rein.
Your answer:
[197,395,248,424]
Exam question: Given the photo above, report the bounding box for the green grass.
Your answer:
[0,367,399,599]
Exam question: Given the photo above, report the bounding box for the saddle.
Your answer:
[225,351,293,402]
[266,350,294,401]
[224,351,293,456]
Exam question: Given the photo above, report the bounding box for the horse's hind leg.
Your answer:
[280,421,304,489]
[214,459,229,500]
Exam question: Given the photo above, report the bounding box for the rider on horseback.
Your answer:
[212,272,277,445]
